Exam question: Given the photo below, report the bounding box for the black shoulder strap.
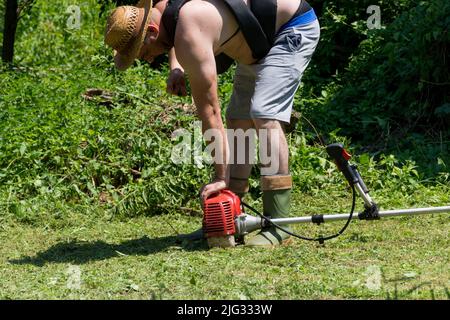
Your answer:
[162,0,275,60]
[222,0,271,59]
[250,0,277,46]
[161,0,277,72]
[161,0,191,47]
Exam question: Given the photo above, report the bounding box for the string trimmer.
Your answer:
[202,143,450,248]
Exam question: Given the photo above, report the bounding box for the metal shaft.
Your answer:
[270,206,450,226]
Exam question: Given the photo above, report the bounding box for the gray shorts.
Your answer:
[226,19,320,124]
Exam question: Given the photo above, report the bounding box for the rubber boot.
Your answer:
[245,176,292,247]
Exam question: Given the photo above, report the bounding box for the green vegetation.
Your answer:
[300,0,450,172]
[0,0,448,299]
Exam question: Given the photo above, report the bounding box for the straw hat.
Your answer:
[104,0,153,71]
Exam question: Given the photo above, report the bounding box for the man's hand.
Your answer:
[200,178,227,206]
[166,68,188,96]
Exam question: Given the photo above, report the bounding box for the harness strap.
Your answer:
[250,0,277,49]
[222,0,271,60]
[162,0,275,60]
[161,0,189,48]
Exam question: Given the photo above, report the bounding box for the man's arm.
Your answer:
[175,9,229,200]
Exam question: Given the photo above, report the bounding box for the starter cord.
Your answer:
[241,184,357,244]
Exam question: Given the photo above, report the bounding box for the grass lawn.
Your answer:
[1,191,448,300]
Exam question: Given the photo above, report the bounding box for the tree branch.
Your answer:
[17,0,36,21]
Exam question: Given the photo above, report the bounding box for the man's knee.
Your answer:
[252,118,285,131]
[226,118,254,129]
[251,118,289,175]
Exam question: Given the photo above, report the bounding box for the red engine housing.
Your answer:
[202,190,242,238]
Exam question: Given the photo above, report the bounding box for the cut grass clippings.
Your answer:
[0,189,448,300]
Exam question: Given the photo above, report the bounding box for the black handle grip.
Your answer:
[326,143,358,186]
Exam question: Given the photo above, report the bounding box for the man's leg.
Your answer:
[241,19,320,247]
[245,119,293,247]
[226,118,255,199]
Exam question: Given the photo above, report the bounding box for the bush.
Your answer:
[301,0,449,148]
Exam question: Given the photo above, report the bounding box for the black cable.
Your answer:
[241,184,357,244]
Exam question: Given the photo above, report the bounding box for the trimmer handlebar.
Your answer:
[326,143,358,186]
[326,143,373,209]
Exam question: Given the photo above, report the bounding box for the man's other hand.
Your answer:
[166,68,188,96]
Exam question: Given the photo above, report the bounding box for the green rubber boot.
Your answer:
[245,188,292,247]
